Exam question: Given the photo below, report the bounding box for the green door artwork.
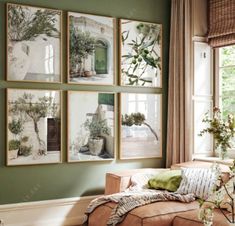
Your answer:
[95,40,108,74]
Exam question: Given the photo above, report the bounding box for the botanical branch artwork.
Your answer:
[120,93,162,159]
[120,19,162,87]
[68,91,115,162]
[68,12,115,85]
[7,4,61,82]
[7,89,61,166]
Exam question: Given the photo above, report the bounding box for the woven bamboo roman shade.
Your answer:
[208,0,235,48]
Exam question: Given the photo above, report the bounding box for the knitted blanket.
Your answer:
[85,189,195,226]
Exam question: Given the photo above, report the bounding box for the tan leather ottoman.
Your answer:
[173,209,230,226]
[88,201,199,226]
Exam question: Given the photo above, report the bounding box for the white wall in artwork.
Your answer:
[26,36,60,75]
[69,92,98,144]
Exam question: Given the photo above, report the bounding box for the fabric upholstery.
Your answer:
[166,0,193,168]
[176,168,217,199]
[148,170,182,192]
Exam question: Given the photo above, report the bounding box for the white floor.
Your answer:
[8,151,61,165]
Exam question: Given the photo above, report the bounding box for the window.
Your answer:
[45,44,54,74]
[217,45,235,148]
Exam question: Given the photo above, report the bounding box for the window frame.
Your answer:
[214,47,235,153]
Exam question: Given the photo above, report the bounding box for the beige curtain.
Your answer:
[166,0,192,167]
[208,0,235,48]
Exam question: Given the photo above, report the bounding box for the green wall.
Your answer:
[0,0,171,204]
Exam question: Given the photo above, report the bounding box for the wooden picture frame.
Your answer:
[6,3,62,83]
[67,91,116,162]
[119,19,162,88]
[119,93,162,159]
[6,88,62,166]
[67,11,116,85]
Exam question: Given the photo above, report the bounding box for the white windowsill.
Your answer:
[193,156,234,166]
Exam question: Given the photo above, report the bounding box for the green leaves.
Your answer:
[8,5,60,42]
[121,22,161,86]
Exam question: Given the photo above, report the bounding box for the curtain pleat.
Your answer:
[166,0,192,168]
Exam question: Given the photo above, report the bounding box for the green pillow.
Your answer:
[148,170,182,192]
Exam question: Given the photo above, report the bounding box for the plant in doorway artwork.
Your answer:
[7,89,61,166]
[68,12,116,85]
[68,91,115,162]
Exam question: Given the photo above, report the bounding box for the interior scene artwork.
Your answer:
[120,19,162,87]
[68,12,115,85]
[7,89,61,166]
[68,91,115,162]
[120,93,162,159]
[7,4,61,83]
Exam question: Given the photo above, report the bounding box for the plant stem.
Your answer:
[143,122,158,140]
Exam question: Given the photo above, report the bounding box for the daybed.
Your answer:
[87,161,231,226]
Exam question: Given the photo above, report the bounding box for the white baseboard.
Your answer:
[0,195,99,226]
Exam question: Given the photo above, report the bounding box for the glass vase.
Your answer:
[217,145,228,160]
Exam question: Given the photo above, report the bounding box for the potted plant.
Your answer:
[84,116,110,156]
[8,118,32,157]
[199,107,235,159]
[8,5,60,80]
[8,139,20,159]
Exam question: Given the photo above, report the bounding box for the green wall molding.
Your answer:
[0,0,171,204]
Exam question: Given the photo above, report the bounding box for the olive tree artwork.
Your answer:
[120,19,162,87]
[120,93,162,159]
[7,3,62,82]
[7,89,61,166]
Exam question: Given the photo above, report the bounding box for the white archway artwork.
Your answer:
[68,12,115,85]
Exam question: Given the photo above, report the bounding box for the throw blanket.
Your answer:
[85,189,195,226]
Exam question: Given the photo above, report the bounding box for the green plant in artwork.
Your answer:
[122,22,161,86]
[8,118,31,155]
[84,116,110,139]
[8,5,60,42]
[8,118,24,138]
[122,112,159,140]
[8,139,20,151]
[69,22,95,74]
[9,93,58,155]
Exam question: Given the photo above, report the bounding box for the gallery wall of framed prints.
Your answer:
[4,2,163,166]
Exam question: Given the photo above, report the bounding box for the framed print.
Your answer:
[119,93,162,159]
[68,12,116,85]
[7,3,62,83]
[68,91,115,162]
[7,89,62,166]
[120,19,162,87]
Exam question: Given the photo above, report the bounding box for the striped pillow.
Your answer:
[176,168,217,199]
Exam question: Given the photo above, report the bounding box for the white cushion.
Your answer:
[176,168,217,199]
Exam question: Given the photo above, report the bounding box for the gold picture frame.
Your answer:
[119,93,162,159]
[119,19,163,88]
[67,91,116,162]
[67,11,116,86]
[6,3,62,83]
[6,88,62,166]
